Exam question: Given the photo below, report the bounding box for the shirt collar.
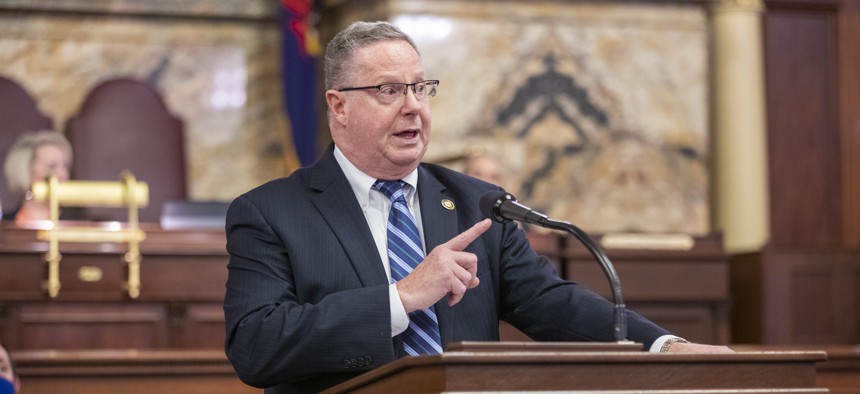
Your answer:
[333,145,419,202]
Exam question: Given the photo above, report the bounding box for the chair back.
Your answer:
[0,76,54,211]
[66,78,186,222]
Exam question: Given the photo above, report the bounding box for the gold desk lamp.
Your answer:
[30,171,149,299]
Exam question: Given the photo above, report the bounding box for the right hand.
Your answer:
[396,219,492,312]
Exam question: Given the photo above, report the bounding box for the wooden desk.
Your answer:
[511,232,731,344]
[0,221,229,350]
[735,345,860,394]
[323,343,827,393]
[565,233,731,344]
[11,349,260,394]
[2,223,729,349]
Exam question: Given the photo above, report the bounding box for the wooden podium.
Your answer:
[323,342,828,393]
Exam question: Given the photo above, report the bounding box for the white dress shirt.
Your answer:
[334,146,415,336]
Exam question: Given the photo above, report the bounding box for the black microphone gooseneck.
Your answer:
[479,191,630,343]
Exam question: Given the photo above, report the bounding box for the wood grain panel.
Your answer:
[761,249,859,344]
[764,7,841,247]
[734,345,860,394]
[16,303,168,349]
[840,0,860,247]
[174,304,227,349]
[0,223,228,351]
[759,0,860,346]
[848,256,860,342]
[11,349,259,394]
[565,261,728,301]
[322,349,825,393]
[629,304,718,344]
[789,264,839,341]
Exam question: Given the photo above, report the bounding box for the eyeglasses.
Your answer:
[337,80,440,105]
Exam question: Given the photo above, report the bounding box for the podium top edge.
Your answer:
[445,341,642,352]
[435,349,828,363]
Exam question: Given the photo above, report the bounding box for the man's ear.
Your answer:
[326,90,347,126]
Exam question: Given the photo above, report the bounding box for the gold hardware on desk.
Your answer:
[31,171,149,299]
[77,266,103,282]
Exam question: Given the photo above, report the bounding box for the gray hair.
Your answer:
[3,130,73,202]
[324,21,419,90]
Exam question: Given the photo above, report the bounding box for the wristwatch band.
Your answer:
[659,337,690,352]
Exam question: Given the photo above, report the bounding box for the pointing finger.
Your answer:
[444,219,491,252]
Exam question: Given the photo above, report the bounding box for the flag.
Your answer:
[280,0,320,167]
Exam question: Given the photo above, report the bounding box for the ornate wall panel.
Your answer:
[374,1,711,234]
[0,0,286,202]
[1,0,712,233]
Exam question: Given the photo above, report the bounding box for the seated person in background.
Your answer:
[224,21,732,393]
[464,150,504,186]
[2,130,73,223]
[0,344,19,394]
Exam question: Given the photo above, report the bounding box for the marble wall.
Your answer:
[1,0,712,234]
[0,0,291,202]
[357,0,712,234]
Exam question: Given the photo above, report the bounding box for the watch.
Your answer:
[659,337,690,352]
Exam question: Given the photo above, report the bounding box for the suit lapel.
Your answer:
[308,155,462,345]
[309,147,388,287]
[417,166,459,347]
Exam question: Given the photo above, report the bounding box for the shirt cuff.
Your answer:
[648,335,688,353]
[389,283,410,336]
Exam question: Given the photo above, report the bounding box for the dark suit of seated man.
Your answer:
[223,20,732,394]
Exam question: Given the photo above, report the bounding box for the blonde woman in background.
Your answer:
[2,130,72,223]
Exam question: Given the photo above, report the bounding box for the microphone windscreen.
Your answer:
[479,190,512,222]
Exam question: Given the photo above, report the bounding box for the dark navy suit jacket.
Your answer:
[224,145,669,393]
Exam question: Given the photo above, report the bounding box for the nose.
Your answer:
[401,85,423,111]
[55,166,70,181]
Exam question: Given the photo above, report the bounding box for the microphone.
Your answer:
[479,190,630,343]
[479,191,550,226]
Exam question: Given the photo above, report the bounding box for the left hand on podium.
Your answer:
[666,342,734,354]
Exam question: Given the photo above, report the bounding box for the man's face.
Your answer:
[465,155,503,185]
[329,40,432,180]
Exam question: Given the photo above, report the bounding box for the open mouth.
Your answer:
[395,130,419,138]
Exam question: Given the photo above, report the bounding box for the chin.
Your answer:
[390,144,425,160]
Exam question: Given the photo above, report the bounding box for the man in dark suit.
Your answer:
[224,21,731,393]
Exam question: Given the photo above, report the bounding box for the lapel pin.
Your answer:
[441,199,455,210]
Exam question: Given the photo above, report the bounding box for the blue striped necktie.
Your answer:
[373,180,443,356]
